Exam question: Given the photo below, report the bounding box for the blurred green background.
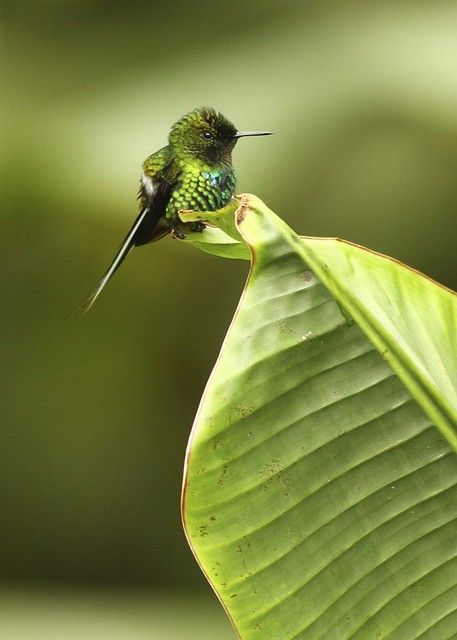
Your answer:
[2,1,457,637]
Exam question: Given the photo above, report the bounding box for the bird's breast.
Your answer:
[200,170,225,188]
[196,169,235,208]
[166,167,235,218]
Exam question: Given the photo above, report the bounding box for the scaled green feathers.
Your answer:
[81,107,272,311]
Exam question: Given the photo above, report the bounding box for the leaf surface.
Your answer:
[182,196,457,639]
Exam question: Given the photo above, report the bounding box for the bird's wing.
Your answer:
[133,176,173,246]
[77,149,175,314]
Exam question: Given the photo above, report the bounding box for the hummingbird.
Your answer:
[81,107,272,312]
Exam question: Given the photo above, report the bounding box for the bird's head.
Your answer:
[168,107,272,165]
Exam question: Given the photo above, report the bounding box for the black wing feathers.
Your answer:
[134,179,172,246]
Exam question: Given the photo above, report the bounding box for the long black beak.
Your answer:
[234,130,273,138]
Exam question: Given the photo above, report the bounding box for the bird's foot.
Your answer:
[189,220,206,233]
[171,213,206,239]
[169,224,185,240]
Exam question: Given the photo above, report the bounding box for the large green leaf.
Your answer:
[181,196,457,639]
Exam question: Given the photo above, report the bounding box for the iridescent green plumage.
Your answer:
[81,107,272,311]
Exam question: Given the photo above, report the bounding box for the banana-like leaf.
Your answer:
[181,196,457,640]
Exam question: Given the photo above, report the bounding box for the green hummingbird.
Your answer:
[81,107,272,311]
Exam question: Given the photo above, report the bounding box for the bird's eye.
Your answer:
[202,131,213,140]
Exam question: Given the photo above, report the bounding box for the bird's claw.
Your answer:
[171,212,206,239]
[169,224,185,240]
[190,220,206,233]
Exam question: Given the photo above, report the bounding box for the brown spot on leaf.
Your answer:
[260,459,290,497]
[276,318,293,334]
[236,205,248,224]
[235,194,251,225]
[233,401,256,419]
[217,464,228,486]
